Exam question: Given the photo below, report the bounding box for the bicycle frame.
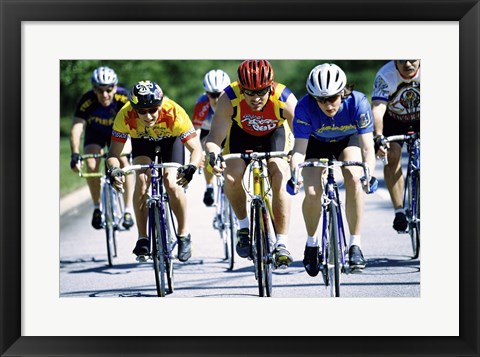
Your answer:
[121,158,181,297]
[78,153,127,266]
[385,132,420,258]
[221,150,289,297]
[295,159,370,297]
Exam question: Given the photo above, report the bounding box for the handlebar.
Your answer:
[385,132,420,143]
[293,159,371,192]
[380,132,420,165]
[120,162,183,174]
[221,150,290,162]
[77,153,131,178]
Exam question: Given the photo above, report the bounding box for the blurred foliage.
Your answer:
[60,59,388,136]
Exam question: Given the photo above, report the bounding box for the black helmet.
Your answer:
[129,80,164,109]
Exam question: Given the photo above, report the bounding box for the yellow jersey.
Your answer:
[111,97,196,144]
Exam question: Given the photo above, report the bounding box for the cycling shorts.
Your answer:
[225,123,291,155]
[131,137,185,164]
[305,135,360,160]
[383,115,420,137]
[84,126,112,149]
[200,129,209,141]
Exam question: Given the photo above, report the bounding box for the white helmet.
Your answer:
[306,63,347,97]
[91,66,118,86]
[202,69,231,93]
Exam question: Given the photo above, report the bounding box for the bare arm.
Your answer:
[106,140,125,170]
[70,117,86,154]
[289,138,309,175]
[371,100,387,136]
[358,132,376,177]
[183,135,203,168]
[282,91,298,132]
[204,93,233,172]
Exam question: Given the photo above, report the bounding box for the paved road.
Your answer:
[60,161,420,298]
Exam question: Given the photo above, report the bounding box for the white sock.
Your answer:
[206,184,214,189]
[349,235,361,248]
[395,208,405,214]
[306,235,318,247]
[275,234,288,248]
[238,216,250,230]
[138,236,148,241]
[94,203,100,210]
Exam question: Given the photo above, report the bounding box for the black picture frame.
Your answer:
[1,1,478,356]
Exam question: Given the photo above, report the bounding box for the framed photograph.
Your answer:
[1,0,478,356]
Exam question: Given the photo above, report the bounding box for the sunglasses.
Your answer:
[242,87,270,97]
[207,92,221,98]
[397,60,418,65]
[315,93,341,104]
[94,86,115,94]
[136,107,159,115]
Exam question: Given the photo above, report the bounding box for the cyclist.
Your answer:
[287,63,377,274]
[205,60,297,268]
[371,60,420,232]
[191,69,231,206]
[106,80,202,262]
[69,66,135,230]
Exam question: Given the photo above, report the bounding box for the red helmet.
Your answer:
[237,60,274,90]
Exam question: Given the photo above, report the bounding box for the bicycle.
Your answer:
[384,132,420,259]
[119,149,181,297]
[212,173,238,271]
[219,150,289,297]
[78,153,130,267]
[292,159,372,297]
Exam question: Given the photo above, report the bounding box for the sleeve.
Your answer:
[73,93,93,120]
[371,74,390,102]
[353,95,374,134]
[111,109,130,143]
[174,103,197,143]
[292,102,313,139]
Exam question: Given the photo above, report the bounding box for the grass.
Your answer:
[60,136,86,197]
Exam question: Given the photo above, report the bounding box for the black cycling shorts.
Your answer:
[226,123,290,154]
[131,137,185,164]
[84,127,112,149]
[305,135,360,160]
[383,116,420,137]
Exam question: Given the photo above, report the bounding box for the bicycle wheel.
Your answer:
[410,170,420,259]
[252,200,265,297]
[163,199,175,294]
[224,199,235,270]
[103,184,116,267]
[262,205,273,297]
[406,171,420,259]
[327,202,341,297]
[151,202,167,297]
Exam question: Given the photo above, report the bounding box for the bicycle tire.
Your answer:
[406,170,420,259]
[252,200,265,297]
[411,171,420,259]
[328,202,341,297]
[262,205,273,297]
[164,199,175,294]
[103,184,116,267]
[151,202,167,297]
[225,200,235,270]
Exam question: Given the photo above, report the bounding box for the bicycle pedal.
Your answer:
[276,262,288,270]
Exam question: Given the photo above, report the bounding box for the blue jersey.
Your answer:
[293,91,373,142]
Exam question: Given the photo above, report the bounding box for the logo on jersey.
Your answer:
[388,85,420,122]
[241,114,278,132]
[357,112,372,129]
